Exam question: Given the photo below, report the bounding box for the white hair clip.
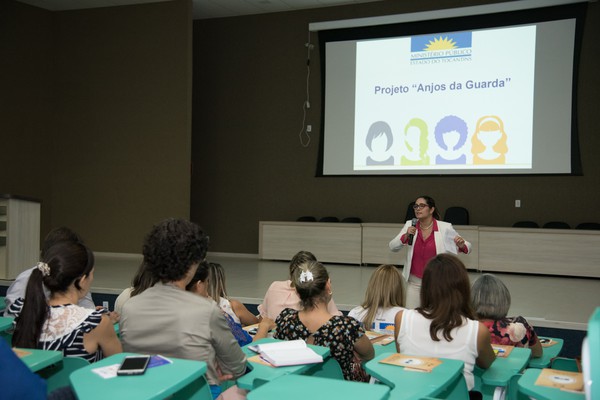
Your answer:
[36,262,51,277]
[299,270,314,283]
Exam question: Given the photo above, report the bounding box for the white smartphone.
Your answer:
[117,355,151,376]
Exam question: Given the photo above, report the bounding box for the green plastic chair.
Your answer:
[475,367,528,400]
[1,331,12,345]
[38,356,90,394]
[506,373,530,400]
[303,356,345,380]
[583,307,600,398]
[434,373,470,400]
[528,337,564,369]
[550,357,579,372]
[246,374,389,400]
[171,374,213,400]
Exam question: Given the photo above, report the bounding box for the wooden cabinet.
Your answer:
[0,195,41,279]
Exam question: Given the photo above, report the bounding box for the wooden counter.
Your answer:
[259,221,600,277]
[259,221,362,264]
[478,226,600,277]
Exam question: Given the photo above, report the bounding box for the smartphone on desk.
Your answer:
[117,355,151,376]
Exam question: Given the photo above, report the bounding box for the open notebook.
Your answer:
[248,340,323,367]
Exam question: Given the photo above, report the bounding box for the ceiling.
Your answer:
[15,0,385,19]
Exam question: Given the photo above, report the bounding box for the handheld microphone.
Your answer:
[408,218,417,245]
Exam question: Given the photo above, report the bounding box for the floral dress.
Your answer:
[274,308,367,381]
[482,316,539,348]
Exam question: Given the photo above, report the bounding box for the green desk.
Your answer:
[246,374,390,400]
[15,348,63,372]
[518,368,584,400]
[528,337,564,369]
[479,347,531,387]
[373,342,397,358]
[0,296,6,312]
[0,316,14,332]
[364,353,467,400]
[237,338,331,391]
[70,353,209,400]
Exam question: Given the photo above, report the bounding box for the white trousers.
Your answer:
[405,275,422,309]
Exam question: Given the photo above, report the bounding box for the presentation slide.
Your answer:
[321,16,579,176]
[354,26,535,171]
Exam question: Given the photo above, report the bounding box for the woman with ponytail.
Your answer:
[273,260,374,381]
[9,241,121,362]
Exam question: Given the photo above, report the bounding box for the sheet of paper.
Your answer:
[91,363,120,379]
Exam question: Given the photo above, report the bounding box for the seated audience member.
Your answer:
[395,254,495,393]
[119,219,246,399]
[9,241,122,362]
[0,339,46,398]
[114,261,157,315]
[187,261,271,346]
[471,273,543,358]
[0,339,78,400]
[4,227,95,316]
[274,260,374,381]
[258,250,341,320]
[207,262,259,327]
[349,264,405,333]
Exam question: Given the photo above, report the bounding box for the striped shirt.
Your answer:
[9,299,105,362]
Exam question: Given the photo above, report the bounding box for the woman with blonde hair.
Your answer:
[205,262,259,327]
[349,264,405,333]
[274,260,374,381]
[187,261,269,346]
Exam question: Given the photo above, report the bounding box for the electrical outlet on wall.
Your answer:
[515,200,521,208]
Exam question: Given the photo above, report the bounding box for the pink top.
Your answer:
[258,280,342,320]
[401,219,468,278]
[411,220,439,278]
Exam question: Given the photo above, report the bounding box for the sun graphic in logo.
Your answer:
[425,36,457,50]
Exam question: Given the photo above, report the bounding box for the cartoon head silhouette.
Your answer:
[366,121,393,152]
[365,121,394,166]
[434,115,468,151]
[404,118,429,159]
[471,115,508,156]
